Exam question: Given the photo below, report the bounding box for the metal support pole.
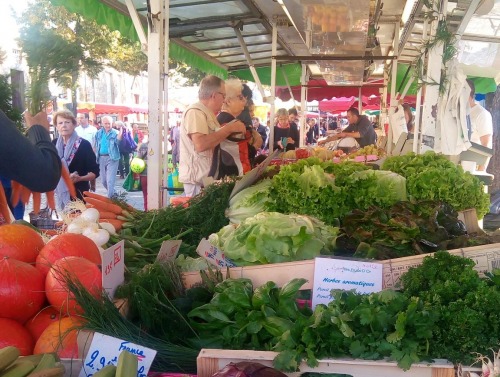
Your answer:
[124,0,148,48]
[146,0,163,210]
[234,27,265,99]
[269,20,278,153]
[388,22,399,152]
[161,0,170,207]
[299,65,307,148]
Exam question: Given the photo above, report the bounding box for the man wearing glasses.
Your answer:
[179,75,246,197]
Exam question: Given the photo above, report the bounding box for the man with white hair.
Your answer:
[76,113,98,191]
[94,116,123,197]
[179,75,246,197]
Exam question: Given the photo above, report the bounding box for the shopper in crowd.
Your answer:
[306,118,320,144]
[274,107,300,151]
[402,104,414,133]
[75,112,98,191]
[170,122,180,170]
[288,108,298,125]
[328,117,338,131]
[53,110,99,209]
[179,75,246,197]
[132,123,144,144]
[138,136,149,211]
[117,121,136,179]
[466,79,493,170]
[0,110,61,192]
[94,115,123,198]
[252,116,268,151]
[319,107,377,148]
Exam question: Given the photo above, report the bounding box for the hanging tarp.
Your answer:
[48,0,227,78]
[318,97,357,112]
[275,79,384,101]
[231,64,303,87]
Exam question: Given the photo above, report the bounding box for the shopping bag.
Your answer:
[123,172,141,192]
[167,169,184,195]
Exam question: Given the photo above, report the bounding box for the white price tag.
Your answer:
[101,241,125,298]
[156,240,182,263]
[312,257,383,308]
[79,333,157,377]
[196,238,236,267]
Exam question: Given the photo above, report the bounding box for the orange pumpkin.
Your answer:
[45,256,102,315]
[0,224,45,263]
[34,316,83,358]
[0,257,46,323]
[0,317,34,355]
[25,306,65,343]
[36,233,101,276]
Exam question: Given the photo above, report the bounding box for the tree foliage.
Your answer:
[0,49,23,131]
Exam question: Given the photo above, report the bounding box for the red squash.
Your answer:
[45,256,102,315]
[0,257,46,323]
[25,306,65,343]
[0,318,34,355]
[36,233,101,276]
[0,224,45,263]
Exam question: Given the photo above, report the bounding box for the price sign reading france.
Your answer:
[79,333,157,377]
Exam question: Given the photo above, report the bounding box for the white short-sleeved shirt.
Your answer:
[75,125,98,145]
[470,103,493,148]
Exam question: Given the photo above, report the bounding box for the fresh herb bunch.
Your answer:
[400,251,500,364]
[382,152,490,218]
[274,290,437,371]
[128,179,236,248]
[188,278,309,350]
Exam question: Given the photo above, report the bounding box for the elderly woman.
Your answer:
[217,79,261,174]
[52,110,99,209]
[94,116,123,198]
[274,108,300,151]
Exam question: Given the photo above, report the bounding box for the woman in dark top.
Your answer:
[0,109,61,192]
[274,108,300,151]
[52,110,99,209]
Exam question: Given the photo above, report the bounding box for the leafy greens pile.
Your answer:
[382,151,490,218]
[209,212,338,265]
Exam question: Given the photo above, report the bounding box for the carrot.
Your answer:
[61,167,76,198]
[41,229,58,237]
[100,219,124,232]
[32,192,41,214]
[0,183,12,224]
[97,211,118,219]
[20,186,31,204]
[10,181,21,206]
[83,191,115,204]
[84,197,123,215]
[46,191,56,210]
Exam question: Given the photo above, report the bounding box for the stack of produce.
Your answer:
[0,224,102,357]
[0,346,66,377]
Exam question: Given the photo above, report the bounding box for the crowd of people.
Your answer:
[0,74,493,219]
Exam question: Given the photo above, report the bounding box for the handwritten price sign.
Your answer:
[101,241,125,298]
[312,257,383,308]
[79,333,156,377]
[196,238,236,267]
[156,240,182,264]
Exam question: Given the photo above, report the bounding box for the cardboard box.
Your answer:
[196,349,454,377]
[182,242,500,290]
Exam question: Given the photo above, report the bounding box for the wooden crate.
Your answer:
[197,349,454,377]
[183,243,500,290]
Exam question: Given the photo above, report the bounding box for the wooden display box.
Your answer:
[197,349,454,377]
[182,242,500,290]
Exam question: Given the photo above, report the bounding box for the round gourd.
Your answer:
[34,316,83,358]
[0,318,34,356]
[0,224,45,263]
[45,256,102,315]
[36,233,101,276]
[0,257,46,323]
[130,157,145,173]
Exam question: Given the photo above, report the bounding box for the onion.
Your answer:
[66,222,83,234]
[80,208,100,223]
[99,222,116,235]
[82,227,110,247]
